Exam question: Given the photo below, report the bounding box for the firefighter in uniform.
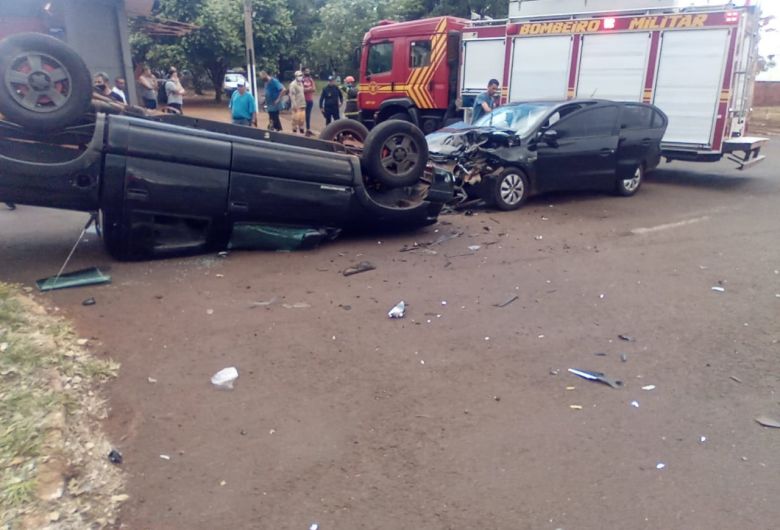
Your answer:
[342,76,359,121]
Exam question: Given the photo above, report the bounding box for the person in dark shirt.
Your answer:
[319,76,343,124]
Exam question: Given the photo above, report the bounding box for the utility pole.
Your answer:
[243,0,259,116]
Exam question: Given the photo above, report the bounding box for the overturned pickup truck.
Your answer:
[0,33,451,260]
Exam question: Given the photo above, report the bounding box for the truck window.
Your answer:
[367,42,393,75]
[410,40,432,68]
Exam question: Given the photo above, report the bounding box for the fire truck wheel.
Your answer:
[0,33,92,131]
[362,120,428,188]
[319,119,369,146]
[386,112,412,122]
[490,168,529,211]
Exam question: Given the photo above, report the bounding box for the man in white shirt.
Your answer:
[109,77,127,104]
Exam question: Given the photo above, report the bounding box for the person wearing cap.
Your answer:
[342,75,359,121]
[471,78,499,124]
[319,76,343,125]
[288,71,307,134]
[229,81,256,126]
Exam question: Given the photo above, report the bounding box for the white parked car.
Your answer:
[223,72,247,96]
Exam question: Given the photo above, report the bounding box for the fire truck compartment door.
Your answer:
[576,32,650,101]
[509,36,571,102]
[461,39,505,95]
[652,29,730,146]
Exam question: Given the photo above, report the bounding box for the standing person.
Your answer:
[471,78,499,124]
[93,72,112,98]
[302,67,316,136]
[260,70,285,132]
[229,82,256,126]
[165,67,186,114]
[137,66,157,109]
[319,76,343,125]
[289,71,307,134]
[110,77,127,104]
[342,75,359,121]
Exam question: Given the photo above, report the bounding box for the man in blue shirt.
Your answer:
[260,70,286,131]
[229,82,256,126]
[472,78,500,124]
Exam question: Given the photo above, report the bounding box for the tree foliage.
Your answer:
[130,0,509,97]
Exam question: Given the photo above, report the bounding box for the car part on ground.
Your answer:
[0,32,92,132]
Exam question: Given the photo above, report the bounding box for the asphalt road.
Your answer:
[1,138,779,530]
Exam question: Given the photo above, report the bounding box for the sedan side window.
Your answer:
[552,106,618,138]
[620,105,653,129]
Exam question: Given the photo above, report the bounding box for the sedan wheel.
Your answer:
[617,165,643,196]
[491,169,529,211]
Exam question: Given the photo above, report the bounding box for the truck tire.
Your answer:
[362,120,428,188]
[319,119,369,145]
[0,33,92,131]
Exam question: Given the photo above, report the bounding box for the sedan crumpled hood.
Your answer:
[426,122,517,159]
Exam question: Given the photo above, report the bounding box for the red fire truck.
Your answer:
[357,1,767,167]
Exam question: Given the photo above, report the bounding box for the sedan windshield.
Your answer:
[473,103,554,136]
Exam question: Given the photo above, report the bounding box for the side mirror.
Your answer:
[542,129,559,147]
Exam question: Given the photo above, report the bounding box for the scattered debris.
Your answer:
[631,400,640,408]
[568,368,623,389]
[309,524,320,530]
[534,235,543,241]
[493,396,501,402]
[641,385,656,391]
[656,463,666,470]
[550,369,559,375]
[729,375,743,384]
[206,308,214,315]
[755,416,780,429]
[36,267,111,292]
[211,367,239,390]
[711,286,726,293]
[618,334,635,342]
[494,295,519,308]
[250,297,278,308]
[594,352,607,356]
[147,377,157,384]
[339,304,352,311]
[228,224,340,251]
[76,338,88,346]
[620,353,628,363]
[343,261,376,277]
[566,386,575,391]
[699,436,707,443]
[441,300,447,306]
[569,405,583,410]
[388,301,406,319]
[282,302,311,309]
[159,454,171,461]
[108,449,123,465]
[82,297,96,306]
[468,245,481,251]
[217,251,230,258]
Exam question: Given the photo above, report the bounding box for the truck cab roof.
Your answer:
[363,16,468,43]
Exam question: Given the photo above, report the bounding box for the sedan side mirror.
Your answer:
[542,129,559,147]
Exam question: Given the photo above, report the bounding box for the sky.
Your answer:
[757,0,780,81]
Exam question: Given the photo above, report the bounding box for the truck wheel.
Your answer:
[386,112,411,122]
[319,119,369,146]
[362,120,428,188]
[0,33,92,131]
[616,164,643,196]
[490,168,529,211]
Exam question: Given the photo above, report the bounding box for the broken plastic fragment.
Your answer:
[755,416,780,429]
[211,367,239,389]
[641,385,656,391]
[656,463,665,470]
[108,449,123,465]
[343,261,376,277]
[711,286,726,293]
[631,400,640,408]
[468,245,481,251]
[36,267,111,292]
[388,301,406,319]
[568,368,622,389]
[569,405,583,410]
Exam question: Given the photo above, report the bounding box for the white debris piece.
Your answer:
[211,366,239,389]
[388,301,406,319]
[711,286,725,293]
[641,385,656,391]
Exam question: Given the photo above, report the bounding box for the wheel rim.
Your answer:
[5,52,72,114]
[380,133,420,176]
[499,173,524,205]
[622,167,642,192]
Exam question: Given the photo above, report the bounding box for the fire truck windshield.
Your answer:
[474,102,554,136]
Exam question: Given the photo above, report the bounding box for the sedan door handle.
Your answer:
[599,148,615,156]
[640,138,652,146]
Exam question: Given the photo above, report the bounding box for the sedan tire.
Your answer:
[490,168,529,211]
[616,164,643,196]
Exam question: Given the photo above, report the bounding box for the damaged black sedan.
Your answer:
[427,100,668,210]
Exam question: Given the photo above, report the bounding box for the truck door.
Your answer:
[652,29,730,146]
[360,40,395,111]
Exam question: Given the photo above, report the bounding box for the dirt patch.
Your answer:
[0,284,123,529]
[750,106,780,135]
